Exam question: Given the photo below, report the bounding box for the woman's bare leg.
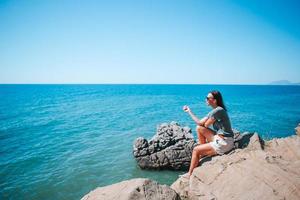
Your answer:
[196,125,215,144]
[188,143,217,176]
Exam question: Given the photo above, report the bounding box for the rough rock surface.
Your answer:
[296,123,300,136]
[171,131,300,200]
[82,124,300,200]
[81,178,180,200]
[133,122,196,170]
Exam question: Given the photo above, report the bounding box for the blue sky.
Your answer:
[0,0,299,84]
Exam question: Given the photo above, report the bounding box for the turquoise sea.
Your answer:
[1,84,300,200]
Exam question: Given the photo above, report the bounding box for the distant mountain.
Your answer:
[269,80,300,85]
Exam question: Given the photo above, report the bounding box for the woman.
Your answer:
[183,90,234,177]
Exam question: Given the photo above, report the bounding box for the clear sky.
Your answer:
[0,0,300,84]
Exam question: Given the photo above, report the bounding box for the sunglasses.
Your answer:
[206,96,214,100]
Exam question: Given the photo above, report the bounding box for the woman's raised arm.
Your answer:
[183,105,208,126]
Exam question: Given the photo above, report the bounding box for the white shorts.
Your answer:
[210,135,234,155]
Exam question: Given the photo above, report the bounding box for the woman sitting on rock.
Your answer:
[183,90,234,177]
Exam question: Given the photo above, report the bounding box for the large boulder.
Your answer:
[81,178,180,200]
[133,122,196,170]
[171,131,300,200]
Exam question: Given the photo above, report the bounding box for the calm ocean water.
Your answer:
[1,84,300,199]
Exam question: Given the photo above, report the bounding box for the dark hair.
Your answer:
[210,90,227,111]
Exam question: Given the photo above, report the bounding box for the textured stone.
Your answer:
[133,122,196,170]
[81,178,180,200]
[296,123,300,136]
[171,132,300,200]
[83,124,300,200]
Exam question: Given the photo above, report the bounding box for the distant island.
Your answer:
[269,80,300,85]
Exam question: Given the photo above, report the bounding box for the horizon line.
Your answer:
[0,83,299,86]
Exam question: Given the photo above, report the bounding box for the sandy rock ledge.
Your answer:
[81,178,180,200]
[171,132,300,200]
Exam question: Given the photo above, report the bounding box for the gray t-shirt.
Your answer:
[206,106,234,137]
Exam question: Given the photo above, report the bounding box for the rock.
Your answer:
[171,133,300,200]
[296,123,300,136]
[81,178,180,200]
[133,122,196,170]
[245,132,264,150]
[232,130,265,150]
[83,124,300,200]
